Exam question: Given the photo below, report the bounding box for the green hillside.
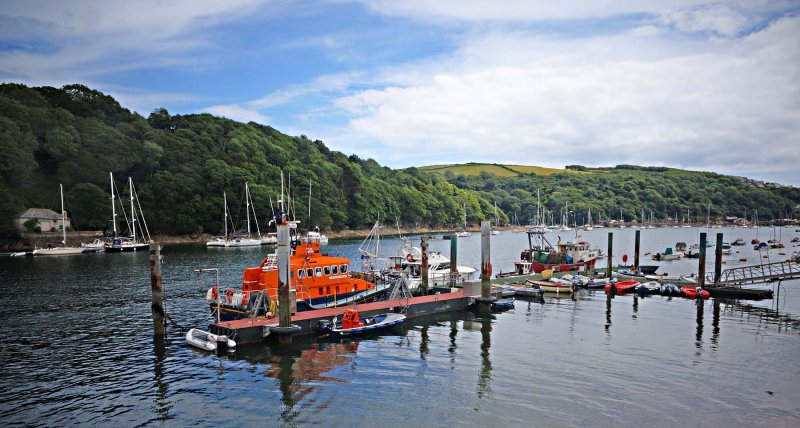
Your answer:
[0,83,498,241]
[420,163,579,177]
[0,83,797,245]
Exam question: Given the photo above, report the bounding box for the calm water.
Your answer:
[1,227,799,426]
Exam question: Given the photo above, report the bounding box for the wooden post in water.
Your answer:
[273,224,299,344]
[475,221,495,311]
[714,233,723,284]
[607,232,614,278]
[449,234,457,288]
[421,237,429,294]
[698,232,707,289]
[634,230,640,271]
[150,242,165,336]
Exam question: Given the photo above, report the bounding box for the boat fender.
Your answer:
[207,287,218,301]
[225,288,236,303]
[406,253,414,262]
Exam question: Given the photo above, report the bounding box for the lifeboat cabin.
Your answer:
[239,238,375,310]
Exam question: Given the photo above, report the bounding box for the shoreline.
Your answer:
[5,226,518,250]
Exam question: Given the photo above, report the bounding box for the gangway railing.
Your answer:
[715,260,800,286]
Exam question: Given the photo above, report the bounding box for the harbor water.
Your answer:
[1,226,799,426]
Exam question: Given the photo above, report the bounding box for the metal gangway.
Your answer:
[715,260,800,286]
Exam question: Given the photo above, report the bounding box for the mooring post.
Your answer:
[475,221,495,311]
[421,236,429,294]
[272,224,300,343]
[150,242,165,336]
[634,230,640,271]
[449,234,457,288]
[714,232,723,284]
[607,232,614,278]
[698,232,707,289]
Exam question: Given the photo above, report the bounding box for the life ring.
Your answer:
[225,288,236,303]
[406,253,414,262]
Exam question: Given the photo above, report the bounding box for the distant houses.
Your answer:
[17,208,70,232]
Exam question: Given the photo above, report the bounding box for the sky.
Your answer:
[1,0,799,185]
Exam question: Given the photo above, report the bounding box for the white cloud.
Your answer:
[0,0,269,82]
[323,15,800,184]
[205,104,272,125]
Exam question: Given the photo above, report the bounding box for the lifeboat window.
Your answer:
[324,266,331,276]
[297,269,305,279]
[331,265,339,275]
[315,267,322,277]
[326,286,331,294]
[340,264,348,273]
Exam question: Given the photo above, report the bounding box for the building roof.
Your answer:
[19,208,62,220]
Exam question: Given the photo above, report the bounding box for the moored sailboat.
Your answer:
[32,184,84,256]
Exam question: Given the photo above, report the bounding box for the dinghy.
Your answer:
[318,308,405,338]
[185,328,236,352]
[605,279,638,293]
[681,286,710,299]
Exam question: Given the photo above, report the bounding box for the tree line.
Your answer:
[1,83,797,243]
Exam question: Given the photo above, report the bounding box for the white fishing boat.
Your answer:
[32,184,84,256]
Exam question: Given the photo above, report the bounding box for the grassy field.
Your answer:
[420,163,582,177]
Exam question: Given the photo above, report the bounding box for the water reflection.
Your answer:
[695,299,704,351]
[419,325,430,360]
[477,315,493,399]
[711,300,721,350]
[151,335,170,421]
[231,339,360,425]
[448,321,458,365]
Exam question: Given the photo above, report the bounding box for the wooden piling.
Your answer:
[714,232,723,284]
[474,221,494,311]
[698,232,707,289]
[634,230,640,271]
[150,242,165,336]
[449,234,457,288]
[607,232,613,278]
[273,224,300,344]
[421,237,429,294]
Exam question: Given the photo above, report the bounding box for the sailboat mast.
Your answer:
[129,177,136,242]
[223,192,228,239]
[110,172,117,237]
[60,183,66,245]
[246,182,252,238]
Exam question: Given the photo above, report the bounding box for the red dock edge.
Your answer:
[209,291,470,344]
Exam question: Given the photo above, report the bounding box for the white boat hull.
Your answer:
[224,238,261,247]
[33,247,85,256]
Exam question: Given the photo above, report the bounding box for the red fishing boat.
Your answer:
[510,227,599,275]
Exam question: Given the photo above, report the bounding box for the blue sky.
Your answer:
[1,0,799,185]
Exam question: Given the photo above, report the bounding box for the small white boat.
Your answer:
[32,184,85,256]
[81,238,107,253]
[185,328,236,352]
[306,230,329,245]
